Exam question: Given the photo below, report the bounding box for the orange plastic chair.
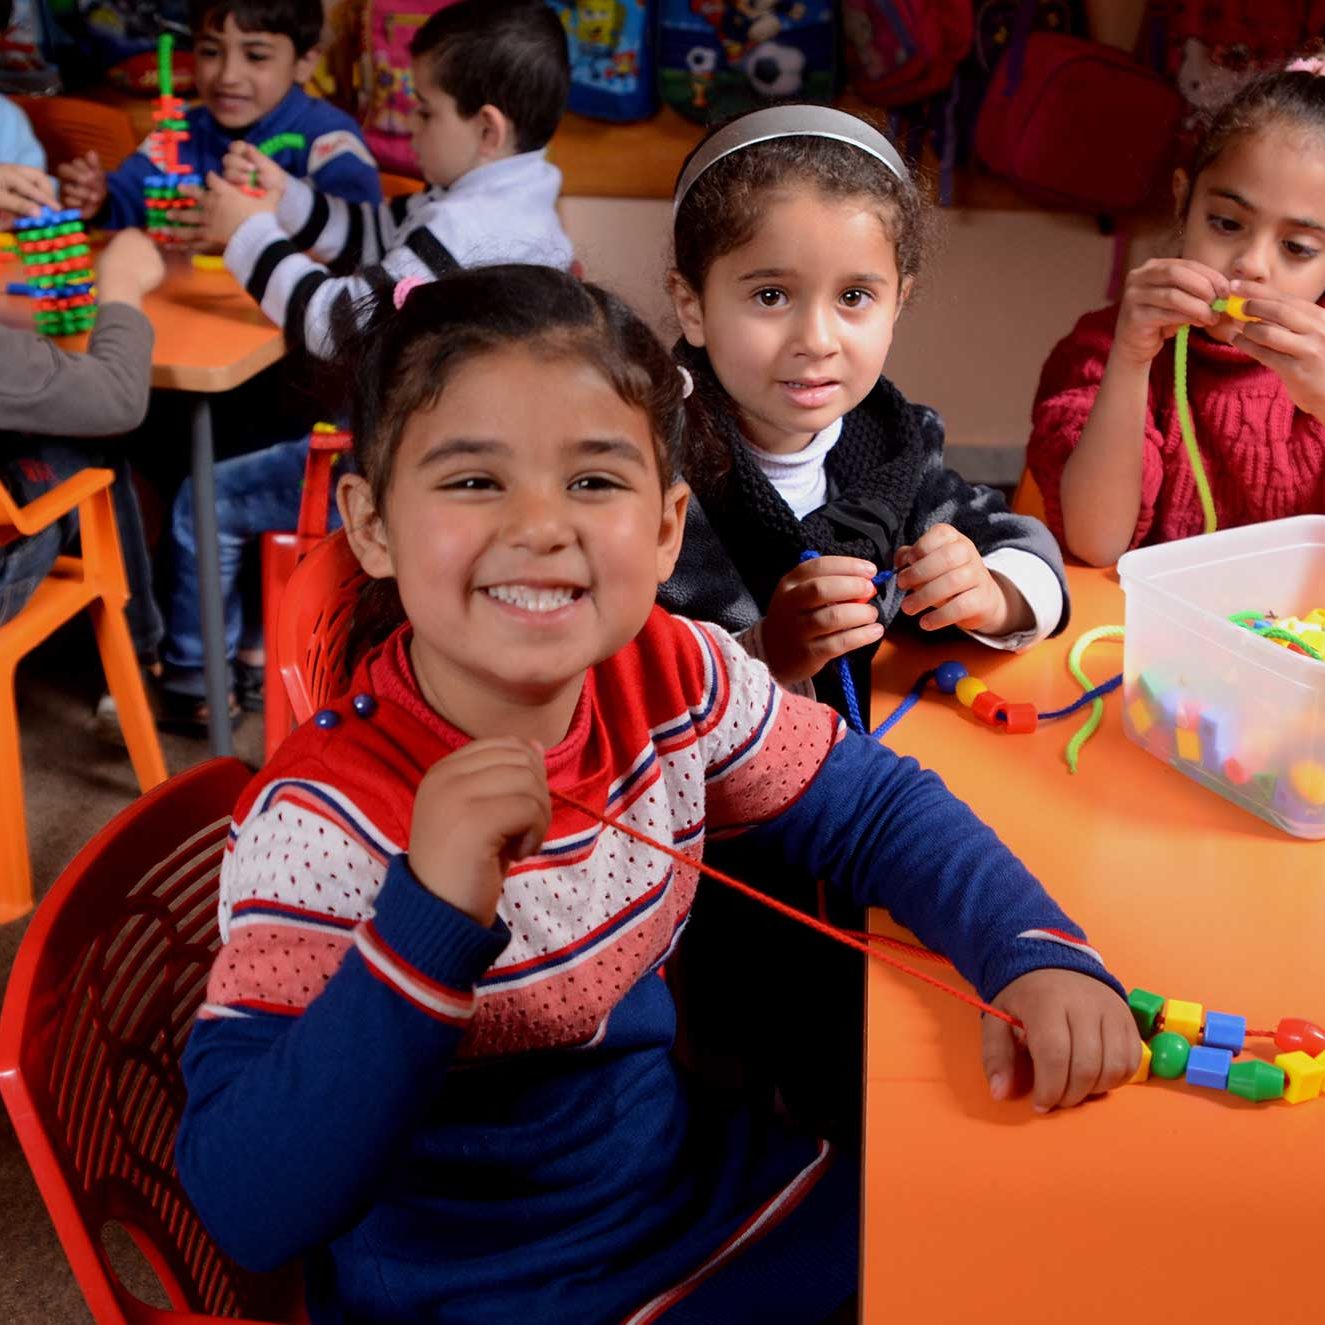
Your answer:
[259,428,353,760]
[0,756,307,1325]
[14,96,139,174]
[379,171,424,199]
[1010,466,1047,522]
[275,529,367,728]
[0,469,167,922]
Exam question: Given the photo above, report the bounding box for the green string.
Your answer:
[158,33,174,101]
[1173,323,1218,535]
[1064,625,1125,773]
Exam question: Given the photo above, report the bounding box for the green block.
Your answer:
[1227,1059,1286,1102]
[1128,988,1166,1038]
[1253,772,1278,803]
[1149,1030,1190,1079]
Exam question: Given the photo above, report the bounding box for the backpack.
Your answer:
[657,0,838,126]
[0,0,61,93]
[975,31,1180,212]
[842,0,972,107]
[549,0,658,122]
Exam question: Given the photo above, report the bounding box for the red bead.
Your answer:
[971,691,1006,726]
[1001,701,1038,734]
[1274,1018,1325,1056]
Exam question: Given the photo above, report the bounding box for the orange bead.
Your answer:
[971,691,1006,726]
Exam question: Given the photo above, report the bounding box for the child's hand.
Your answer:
[1226,281,1325,420]
[96,228,166,306]
[760,556,884,685]
[408,738,551,926]
[56,150,108,220]
[983,969,1140,1112]
[894,524,1031,636]
[221,141,289,203]
[201,171,277,247]
[0,162,57,218]
[1113,257,1229,368]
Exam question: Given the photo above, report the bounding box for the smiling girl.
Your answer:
[1030,59,1325,564]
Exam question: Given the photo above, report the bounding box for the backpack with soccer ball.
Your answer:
[656,0,838,125]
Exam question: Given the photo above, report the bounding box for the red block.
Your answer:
[971,691,1006,727]
[1001,701,1038,734]
[1274,1018,1325,1057]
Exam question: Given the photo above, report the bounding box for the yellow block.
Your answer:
[954,676,987,708]
[190,254,226,271]
[1130,1040,1152,1085]
[1289,760,1325,806]
[1274,1050,1324,1104]
[1305,608,1325,628]
[1165,998,1203,1044]
[1175,727,1202,763]
[1127,697,1154,737]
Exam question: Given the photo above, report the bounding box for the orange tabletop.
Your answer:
[0,250,284,394]
[862,564,1323,1325]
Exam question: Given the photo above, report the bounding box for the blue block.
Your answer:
[1186,1045,1233,1090]
[1198,712,1231,775]
[1203,1011,1246,1053]
[934,660,967,694]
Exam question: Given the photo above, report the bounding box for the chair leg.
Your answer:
[88,596,168,793]
[0,653,33,921]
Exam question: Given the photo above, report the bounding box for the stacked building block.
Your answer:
[6,207,96,336]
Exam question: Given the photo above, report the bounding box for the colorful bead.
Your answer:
[1174,727,1202,763]
[1150,1031,1191,1079]
[970,691,1005,726]
[1130,1040,1152,1084]
[1226,1059,1286,1102]
[1222,757,1251,785]
[954,676,987,707]
[313,709,340,729]
[1218,293,1256,322]
[351,693,378,718]
[1127,696,1154,737]
[1202,1011,1246,1054]
[1000,701,1037,734]
[1273,1018,1325,1057]
[1273,1050,1324,1103]
[1288,760,1325,806]
[1198,712,1231,775]
[1128,988,1165,1038]
[934,661,967,694]
[1185,1045,1233,1090]
[1164,998,1203,1044]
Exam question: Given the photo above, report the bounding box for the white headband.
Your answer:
[672,105,910,216]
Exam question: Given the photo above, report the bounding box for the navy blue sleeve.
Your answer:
[175,858,508,1271]
[102,149,150,229]
[744,730,1124,1003]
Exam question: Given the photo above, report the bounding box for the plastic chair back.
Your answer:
[0,757,305,1325]
[276,530,368,727]
[14,97,139,174]
[1010,467,1047,522]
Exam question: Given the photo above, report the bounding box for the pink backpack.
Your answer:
[843,0,973,106]
[975,32,1181,212]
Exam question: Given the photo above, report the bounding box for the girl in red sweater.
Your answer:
[1029,59,1325,565]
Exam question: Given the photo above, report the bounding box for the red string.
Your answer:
[548,788,1022,1031]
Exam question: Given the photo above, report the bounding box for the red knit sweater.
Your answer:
[1028,304,1325,550]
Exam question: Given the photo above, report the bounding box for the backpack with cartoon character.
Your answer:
[657,0,838,126]
[842,0,972,106]
[548,0,658,121]
[0,0,61,92]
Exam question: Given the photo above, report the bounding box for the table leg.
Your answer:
[189,395,232,758]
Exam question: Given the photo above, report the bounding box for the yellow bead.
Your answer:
[1274,1050,1324,1103]
[1289,760,1325,806]
[1305,608,1325,628]
[1130,1039,1152,1084]
[1221,293,1257,322]
[1127,697,1154,737]
[954,677,987,708]
[190,253,225,271]
[1165,998,1204,1044]
[1175,727,1202,763]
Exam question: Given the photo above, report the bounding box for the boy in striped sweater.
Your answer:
[177,265,1139,1325]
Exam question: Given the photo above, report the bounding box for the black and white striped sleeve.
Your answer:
[273,176,423,270]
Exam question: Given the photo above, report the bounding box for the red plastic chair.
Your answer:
[0,757,307,1325]
[260,427,353,760]
[14,96,139,174]
[275,529,367,727]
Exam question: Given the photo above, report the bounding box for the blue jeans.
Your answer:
[161,436,341,696]
[0,443,163,659]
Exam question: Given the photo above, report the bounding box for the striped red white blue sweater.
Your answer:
[176,608,1121,1325]
[223,150,573,357]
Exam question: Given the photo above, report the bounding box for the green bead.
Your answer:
[1227,1059,1286,1102]
[1128,988,1166,1038]
[1150,1031,1190,1079]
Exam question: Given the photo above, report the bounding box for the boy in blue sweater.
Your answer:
[58,0,379,229]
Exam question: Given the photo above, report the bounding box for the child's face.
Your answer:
[673,185,910,455]
[1179,126,1325,341]
[193,14,317,130]
[408,64,485,188]
[343,345,688,738]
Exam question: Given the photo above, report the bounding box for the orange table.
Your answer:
[862,564,1323,1324]
[1,252,285,755]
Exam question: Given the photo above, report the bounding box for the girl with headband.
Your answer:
[1030,59,1325,563]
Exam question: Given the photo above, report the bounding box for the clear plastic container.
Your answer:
[1117,516,1325,838]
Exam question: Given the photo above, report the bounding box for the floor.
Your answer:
[0,622,264,1324]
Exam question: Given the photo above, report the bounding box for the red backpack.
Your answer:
[975,31,1181,212]
[843,0,973,106]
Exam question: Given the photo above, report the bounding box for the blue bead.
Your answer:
[1185,1044,1233,1090]
[351,693,377,718]
[1202,1010,1246,1054]
[934,661,968,694]
[313,708,340,729]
